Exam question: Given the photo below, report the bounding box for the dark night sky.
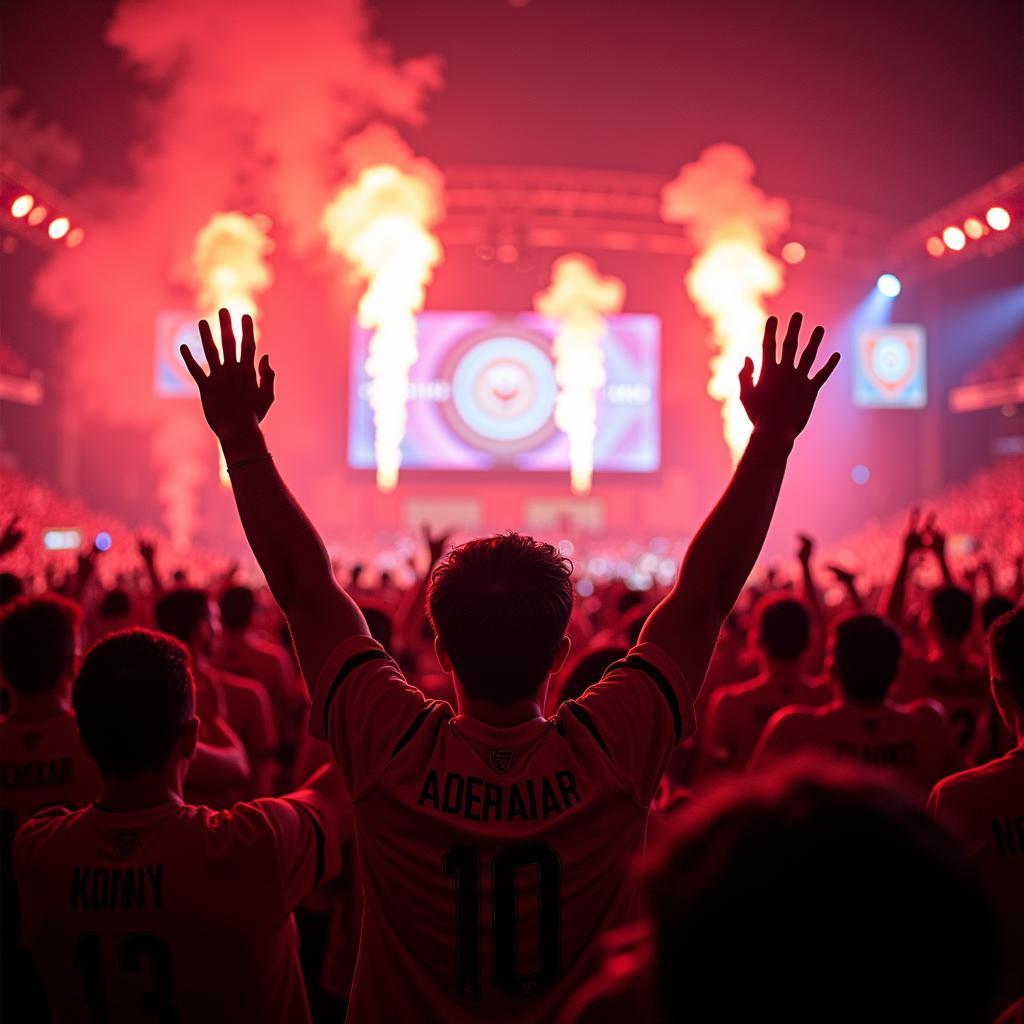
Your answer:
[3,0,1023,222]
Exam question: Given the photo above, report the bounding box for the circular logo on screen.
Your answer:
[440,324,558,457]
[866,333,916,393]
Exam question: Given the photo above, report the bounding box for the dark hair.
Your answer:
[981,595,1014,632]
[0,596,81,695]
[155,588,210,644]
[832,613,902,701]
[99,588,131,619]
[558,645,627,703]
[74,629,195,778]
[929,585,974,641]
[989,605,1023,708]
[0,572,24,607]
[644,759,996,1024]
[219,585,256,630]
[755,593,811,660]
[427,533,573,703]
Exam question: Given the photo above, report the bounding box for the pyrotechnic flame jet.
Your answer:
[535,255,625,495]
[661,144,790,463]
[192,212,274,483]
[321,161,444,492]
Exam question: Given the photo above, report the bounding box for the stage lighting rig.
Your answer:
[1,157,84,251]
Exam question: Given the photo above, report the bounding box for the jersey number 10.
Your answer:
[444,842,561,999]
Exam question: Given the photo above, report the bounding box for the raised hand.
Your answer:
[902,507,927,558]
[181,309,275,441]
[137,536,157,565]
[0,516,25,558]
[739,313,840,440]
[827,564,858,588]
[422,523,453,567]
[796,533,815,566]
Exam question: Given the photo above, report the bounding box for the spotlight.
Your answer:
[942,225,966,251]
[10,194,34,218]
[26,204,48,227]
[95,531,113,552]
[986,206,1011,231]
[851,465,870,485]
[876,273,902,298]
[781,241,806,264]
[66,227,85,248]
[48,216,70,240]
[925,235,945,258]
[963,217,985,240]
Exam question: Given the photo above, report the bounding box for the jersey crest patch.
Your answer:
[488,748,514,774]
[113,829,140,858]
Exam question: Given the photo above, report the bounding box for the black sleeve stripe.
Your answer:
[625,654,683,742]
[289,800,327,888]
[390,704,435,758]
[321,648,392,735]
[568,702,613,760]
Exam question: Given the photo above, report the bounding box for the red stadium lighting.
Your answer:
[66,227,85,248]
[963,217,985,240]
[48,216,70,240]
[10,193,34,218]
[925,235,945,258]
[781,241,806,264]
[942,225,966,251]
[986,206,1011,231]
[26,204,48,226]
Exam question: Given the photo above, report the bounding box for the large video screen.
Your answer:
[347,312,660,473]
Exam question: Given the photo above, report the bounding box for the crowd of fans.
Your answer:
[1,310,1022,1022]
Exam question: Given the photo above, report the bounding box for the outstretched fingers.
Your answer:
[240,313,256,368]
[761,316,779,373]
[780,312,802,367]
[810,351,841,390]
[198,319,220,372]
[797,325,825,375]
[219,308,237,364]
[181,343,207,385]
[258,354,275,403]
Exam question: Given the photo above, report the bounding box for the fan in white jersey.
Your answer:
[181,307,839,1021]
[15,628,349,1023]
[929,604,1024,1010]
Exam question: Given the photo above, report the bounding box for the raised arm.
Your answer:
[640,313,839,695]
[181,310,369,688]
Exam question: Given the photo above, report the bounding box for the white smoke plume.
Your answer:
[535,255,625,494]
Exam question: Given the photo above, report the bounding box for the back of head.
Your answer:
[427,532,573,703]
[929,585,974,642]
[0,572,24,607]
[218,585,255,631]
[989,604,1024,710]
[0,595,81,696]
[99,588,132,620]
[981,594,1014,632]
[755,592,811,661]
[832,613,902,701]
[644,759,996,1024]
[74,629,195,778]
[155,588,210,645]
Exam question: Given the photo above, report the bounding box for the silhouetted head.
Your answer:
[928,585,974,643]
[359,603,394,654]
[0,572,24,607]
[0,595,81,696]
[644,759,996,1024]
[74,629,197,778]
[219,585,256,631]
[989,605,1024,729]
[754,593,811,662]
[830,613,902,701]
[99,588,131,620]
[428,532,573,704]
[981,594,1014,632]
[558,645,628,703]
[155,588,217,658]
